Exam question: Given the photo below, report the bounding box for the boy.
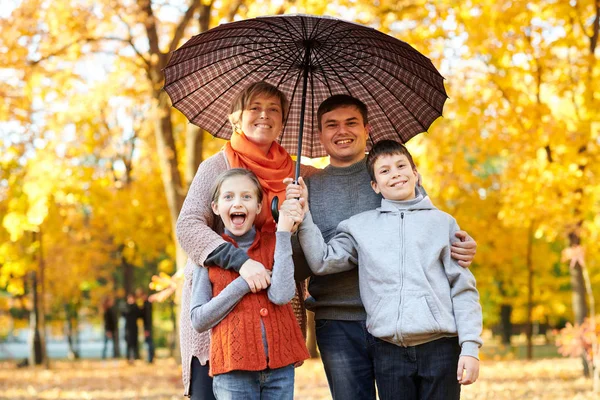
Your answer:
[294,139,482,400]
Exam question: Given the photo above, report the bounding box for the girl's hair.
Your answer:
[210,168,264,204]
[228,81,290,131]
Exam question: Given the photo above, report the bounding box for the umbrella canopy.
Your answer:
[164,14,447,160]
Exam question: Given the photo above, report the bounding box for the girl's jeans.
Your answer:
[212,365,294,400]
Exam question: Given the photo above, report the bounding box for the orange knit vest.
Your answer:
[208,229,309,376]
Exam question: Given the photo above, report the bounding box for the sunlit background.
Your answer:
[1,1,599,398]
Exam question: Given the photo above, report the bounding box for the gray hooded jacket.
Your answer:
[298,195,483,359]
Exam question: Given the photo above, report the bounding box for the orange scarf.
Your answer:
[224,131,294,231]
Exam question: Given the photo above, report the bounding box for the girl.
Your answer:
[189,168,309,400]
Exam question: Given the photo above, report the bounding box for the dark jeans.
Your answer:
[144,334,155,363]
[190,356,216,400]
[126,340,139,361]
[315,319,376,400]
[367,334,461,400]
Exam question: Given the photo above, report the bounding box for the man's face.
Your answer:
[319,106,368,167]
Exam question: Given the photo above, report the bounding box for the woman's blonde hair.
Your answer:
[210,168,264,205]
[228,81,290,131]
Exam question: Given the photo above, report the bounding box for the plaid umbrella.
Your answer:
[164,14,447,178]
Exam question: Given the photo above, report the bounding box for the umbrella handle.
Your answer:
[271,196,279,223]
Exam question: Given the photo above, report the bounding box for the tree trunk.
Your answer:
[500,304,513,345]
[569,231,590,376]
[122,250,135,297]
[306,311,318,358]
[29,271,45,366]
[184,125,204,187]
[29,230,48,368]
[64,304,80,360]
[526,222,534,360]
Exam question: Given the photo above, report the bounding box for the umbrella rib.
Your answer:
[183,35,307,125]
[181,54,297,122]
[317,25,441,73]
[315,47,428,135]
[165,40,297,78]
[313,43,445,98]
[313,44,446,113]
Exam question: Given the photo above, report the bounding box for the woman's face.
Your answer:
[240,93,283,154]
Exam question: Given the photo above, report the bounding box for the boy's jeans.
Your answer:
[212,365,294,400]
[367,334,462,400]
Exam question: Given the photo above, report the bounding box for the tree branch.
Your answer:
[591,0,600,54]
[226,0,245,22]
[169,0,203,53]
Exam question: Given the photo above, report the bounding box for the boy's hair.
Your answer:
[210,168,264,204]
[228,81,290,130]
[317,95,368,131]
[366,140,416,182]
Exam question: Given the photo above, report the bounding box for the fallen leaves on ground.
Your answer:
[0,357,596,399]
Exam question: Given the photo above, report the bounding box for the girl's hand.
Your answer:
[278,199,304,232]
[283,177,309,213]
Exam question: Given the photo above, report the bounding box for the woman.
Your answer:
[177,81,318,399]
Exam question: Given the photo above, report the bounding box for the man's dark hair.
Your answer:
[366,140,416,182]
[317,95,368,131]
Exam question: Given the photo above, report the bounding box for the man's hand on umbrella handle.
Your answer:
[239,259,271,293]
[451,230,477,268]
[283,177,309,213]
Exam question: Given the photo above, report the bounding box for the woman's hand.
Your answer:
[451,231,477,268]
[239,259,271,293]
[283,177,309,214]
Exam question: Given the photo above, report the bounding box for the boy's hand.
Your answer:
[451,230,477,268]
[239,259,271,293]
[457,355,479,385]
[283,177,309,213]
[278,199,304,232]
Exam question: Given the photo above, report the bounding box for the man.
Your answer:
[137,288,155,364]
[284,94,477,399]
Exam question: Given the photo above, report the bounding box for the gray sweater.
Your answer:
[189,229,295,333]
[298,195,483,359]
[294,158,382,320]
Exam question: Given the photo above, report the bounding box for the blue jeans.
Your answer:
[102,333,115,359]
[212,365,295,400]
[190,357,216,400]
[367,334,461,400]
[315,320,376,400]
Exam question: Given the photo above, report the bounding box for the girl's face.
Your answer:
[240,93,283,154]
[212,175,262,236]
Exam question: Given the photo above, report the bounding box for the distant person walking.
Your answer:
[101,297,117,359]
[123,293,141,363]
[137,289,155,363]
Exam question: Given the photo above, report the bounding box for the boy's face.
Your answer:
[370,153,418,201]
[319,106,369,167]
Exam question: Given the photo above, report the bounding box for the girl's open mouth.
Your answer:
[230,212,247,226]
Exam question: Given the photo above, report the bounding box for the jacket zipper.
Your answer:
[398,212,406,346]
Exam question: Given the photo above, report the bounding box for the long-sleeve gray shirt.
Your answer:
[190,228,296,333]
